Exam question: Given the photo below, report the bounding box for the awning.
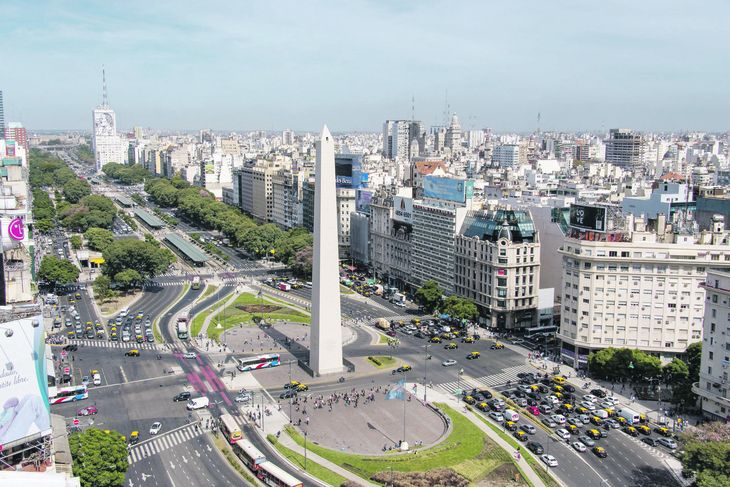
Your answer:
[90,257,105,264]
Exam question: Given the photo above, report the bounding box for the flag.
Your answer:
[386,379,406,400]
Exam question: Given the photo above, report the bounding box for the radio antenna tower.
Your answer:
[102,65,109,107]
[411,95,415,121]
[537,112,541,135]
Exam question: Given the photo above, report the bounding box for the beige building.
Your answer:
[559,210,730,368]
[271,167,310,229]
[233,159,290,223]
[693,269,730,421]
[369,193,412,290]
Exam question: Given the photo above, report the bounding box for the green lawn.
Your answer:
[208,293,310,341]
[367,356,396,369]
[198,284,218,302]
[472,410,560,487]
[340,284,355,295]
[267,435,349,487]
[285,403,515,483]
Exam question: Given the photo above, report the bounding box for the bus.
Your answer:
[219,413,242,444]
[233,439,266,470]
[257,460,303,487]
[191,276,201,290]
[50,385,88,404]
[237,353,281,372]
[177,312,189,340]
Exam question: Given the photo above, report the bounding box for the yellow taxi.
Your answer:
[623,426,639,437]
[561,403,574,413]
[130,431,139,444]
[125,349,140,357]
[462,336,475,343]
[587,428,602,440]
[567,424,580,435]
[429,336,442,343]
[551,376,566,385]
[467,351,481,360]
[530,384,540,392]
[616,416,627,425]
[604,408,615,417]
[576,407,589,415]
[477,402,489,411]
[639,414,648,423]
[504,421,518,431]
[296,383,309,392]
[590,416,603,426]
[637,425,651,435]
[592,446,608,458]
[513,430,528,442]
[554,391,563,399]
[491,342,505,350]
[654,427,672,437]
[552,385,563,392]
[463,395,476,405]
[444,342,458,350]
[441,332,453,339]
[285,380,301,389]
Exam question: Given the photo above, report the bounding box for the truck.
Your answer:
[177,311,189,340]
[618,407,641,425]
[375,318,391,331]
[373,284,384,296]
[277,282,291,292]
[391,292,406,306]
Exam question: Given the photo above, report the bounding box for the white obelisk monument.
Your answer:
[310,125,343,375]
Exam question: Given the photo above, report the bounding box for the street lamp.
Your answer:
[423,344,430,402]
[304,430,308,469]
[458,368,464,394]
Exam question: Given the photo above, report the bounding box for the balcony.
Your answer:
[692,381,730,407]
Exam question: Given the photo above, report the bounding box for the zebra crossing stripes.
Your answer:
[68,339,165,350]
[436,365,537,394]
[146,278,244,288]
[128,424,203,464]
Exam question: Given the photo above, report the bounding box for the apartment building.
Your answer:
[693,269,730,421]
[455,207,541,330]
[271,167,309,229]
[559,206,730,369]
[369,192,412,291]
[232,159,289,223]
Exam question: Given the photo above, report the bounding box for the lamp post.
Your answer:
[288,359,294,423]
[458,368,464,395]
[304,430,308,469]
[423,344,430,402]
[402,369,407,447]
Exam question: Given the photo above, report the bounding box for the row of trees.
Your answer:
[414,280,478,321]
[588,344,701,410]
[144,177,314,275]
[681,422,730,486]
[101,162,149,185]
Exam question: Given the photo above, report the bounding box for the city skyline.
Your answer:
[2,1,729,132]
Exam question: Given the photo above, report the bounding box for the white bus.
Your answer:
[237,353,281,372]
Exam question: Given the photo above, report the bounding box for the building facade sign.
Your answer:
[393,196,413,224]
[569,204,607,232]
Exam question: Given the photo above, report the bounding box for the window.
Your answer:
[609,251,618,257]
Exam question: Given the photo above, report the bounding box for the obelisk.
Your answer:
[309,125,343,375]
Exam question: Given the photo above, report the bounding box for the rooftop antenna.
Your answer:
[411,95,415,121]
[537,112,541,135]
[102,65,108,108]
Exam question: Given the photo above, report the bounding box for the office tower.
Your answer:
[492,144,521,168]
[455,208,541,330]
[605,128,646,170]
[92,68,127,172]
[310,125,343,375]
[695,269,730,421]
[446,114,461,150]
[0,90,4,138]
[383,120,423,161]
[282,129,294,146]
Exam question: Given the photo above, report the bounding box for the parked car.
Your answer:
[541,454,558,467]
[527,442,544,455]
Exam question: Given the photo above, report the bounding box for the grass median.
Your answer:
[267,434,349,486]
[284,403,525,484]
[197,284,218,302]
[367,355,397,369]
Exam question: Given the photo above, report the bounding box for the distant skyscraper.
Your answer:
[446,114,461,150]
[0,91,4,139]
[604,128,645,170]
[282,129,294,146]
[92,68,127,172]
[383,120,423,161]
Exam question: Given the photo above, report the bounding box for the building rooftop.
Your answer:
[115,195,136,207]
[164,234,208,264]
[460,208,537,243]
[133,208,165,229]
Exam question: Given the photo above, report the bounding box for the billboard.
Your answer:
[0,315,51,448]
[423,176,474,204]
[393,196,413,224]
[356,189,373,212]
[335,154,365,189]
[569,204,607,232]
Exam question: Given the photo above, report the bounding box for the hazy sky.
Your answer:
[2,1,728,132]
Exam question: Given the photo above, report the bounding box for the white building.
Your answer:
[92,107,127,172]
[693,269,730,422]
[559,209,730,369]
[493,144,521,168]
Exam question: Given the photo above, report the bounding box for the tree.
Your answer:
[290,246,313,278]
[102,239,174,279]
[671,342,702,410]
[38,256,80,287]
[238,224,285,257]
[415,280,442,312]
[63,179,92,203]
[144,233,159,246]
[681,437,730,486]
[662,358,689,385]
[587,347,663,382]
[441,295,478,321]
[93,275,116,302]
[69,235,82,250]
[69,428,129,487]
[84,227,115,251]
[113,269,143,290]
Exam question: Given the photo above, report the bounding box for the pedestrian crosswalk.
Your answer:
[436,365,537,394]
[128,424,203,464]
[146,278,245,288]
[68,339,166,351]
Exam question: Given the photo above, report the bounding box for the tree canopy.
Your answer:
[441,295,478,321]
[38,256,80,287]
[84,227,115,251]
[114,269,143,289]
[415,280,443,313]
[102,239,174,279]
[588,347,662,382]
[60,194,117,232]
[102,163,149,185]
[62,178,92,203]
[93,275,116,302]
[69,428,129,487]
[681,423,730,487]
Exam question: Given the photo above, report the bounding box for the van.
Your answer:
[594,409,609,419]
[618,407,641,425]
[503,409,520,422]
[92,373,102,386]
[187,397,210,410]
[120,308,129,318]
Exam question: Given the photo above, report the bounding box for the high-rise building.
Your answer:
[604,128,645,170]
[0,90,4,138]
[4,122,28,152]
[558,205,730,369]
[455,207,541,330]
[446,114,461,151]
[92,69,127,172]
[693,269,730,421]
[492,144,521,168]
[382,120,424,161]
[232,159,288,223]
[369,191,413,290]
[282,129,294,146]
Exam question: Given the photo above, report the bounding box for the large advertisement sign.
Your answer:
[356,189,373,212]
[0,316,51,448]
[569,204,607,232]
[393,196,413,224]
[423,176,474,203]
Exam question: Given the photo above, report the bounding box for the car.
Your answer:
[491,342,505,350]
[466,351,481,360]
[280,389,297,399]
[542,418,558,428]
[130,431,139,445]
[81,376,90,386]
[657,437,678,450]
[183,352,197,359]
[386,330,396,337]
[442,359,457,367]
[579,414,591,424]
[284,380,301,389]
[235,394,251,403]
[395,365,412,373]
[527,442,544,455]
[462,336,475,343]
[444,342,458,350]
[579,435,595,447]
[580,401,596,410]
[489,412,504,422]
[642,437,658,447]
[623,426,639,437]
[539,404,553,414]
[173,392,191,402]
[125,349,140,357]
[541,454,558,467]
[504,421,518,431]
[568,417,582,427]
[513,431,528,442]
[146,335,154,343]
[473,389,492,400]
[149,422,162,435]
[520,424,536,435]
[555,428,571,440]
[77,406,98,416]
[592,446,608,458]
[527,406,540,416]
[637,425,651,435]
[429,336,442,343]
[586,428,602,440]
[590,389,607,398]
[563,384,576,393]
[572,441,587,452]
[583,394,598,403]
[296,383,309,392]
[654,427,673,437]
[550,414,566,425]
